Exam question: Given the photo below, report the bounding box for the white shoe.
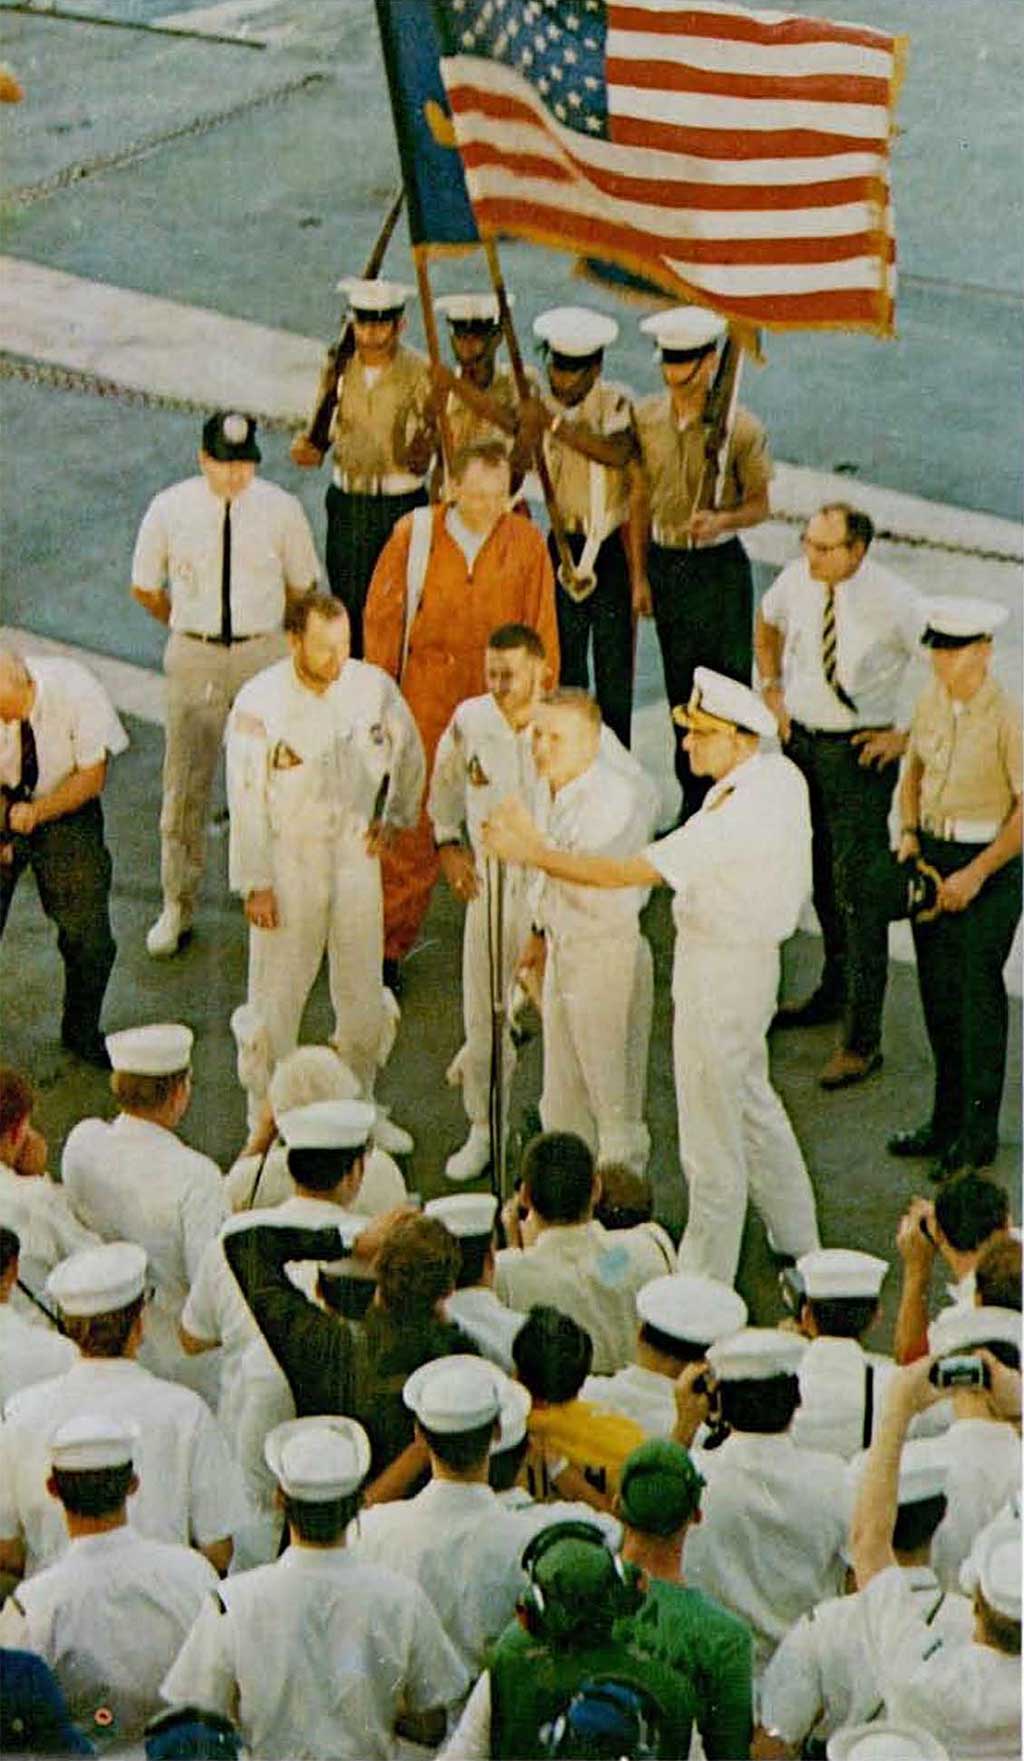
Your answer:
[372,1109,414,1156]
[445,1126,492,1184]
[146,903,192,958]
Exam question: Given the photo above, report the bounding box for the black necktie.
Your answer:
[821,587,857,712]
[220,500,233,645]
[19,718,39,799]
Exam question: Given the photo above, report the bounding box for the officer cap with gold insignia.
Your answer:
[533,305,619,367]
[920,596,1009,649]
[639,305,727,361]
[673,666,777,739]
[202,411,260,463]
[105,1023,193,1076]
[337,276,414,320]
[264,1416,371,1500]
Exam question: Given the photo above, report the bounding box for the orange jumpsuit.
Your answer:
[364,506,559,962]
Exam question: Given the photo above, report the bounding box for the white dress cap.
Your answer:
[105,1023,193,1076]
[264,1416,371,1500]
[50,1414,139,1473]
[492,1380,532,1455]
[403,1354,501,1433]
[46,1242,148,1317]
[921,595,1008,641]
[278,1098,377,1151]
[959,1512,1022,1618]
[797,1249,888,1303]
[533,305,619,356]
[673,666,778,739]
[827,1725,949,1761]
[706,1327,806,1382]
[423,1192,499,1239]
[927,1303,1021,1359]
[336,276,415,312]
[636,1274,747,1344]
[638,305,727,353]
[846,1436,948,1509]
[436,292,507,323]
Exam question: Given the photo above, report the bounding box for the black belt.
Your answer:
[791,721,891,742]
[180,631,266,645]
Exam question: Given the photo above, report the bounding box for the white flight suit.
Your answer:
[685,1429,849,1674]
[346,1479,529,1678]
[0,1527,218,1743]
[534,738,659,1171]
[759,1566,973,1750]
[790,1335,897,1459]
[646,749,821,1284]
[428,693,536,1133]
[161,1545,470,1761]
[61,1114,227,1401]
[859,1563,1022,1757]
[227,656,425,1112]
[0,1357,248,1576]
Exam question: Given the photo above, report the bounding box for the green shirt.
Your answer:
[615,1578,753,1761]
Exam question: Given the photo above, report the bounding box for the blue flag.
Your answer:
[374,0,479,249]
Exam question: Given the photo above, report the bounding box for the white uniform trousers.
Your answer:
[540,929,652,1172]
[247,820,388,1106]
[460,863,531,1129]
[162,630,286,911]
[673,939,819,1285]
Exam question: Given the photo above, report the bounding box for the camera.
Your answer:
[930,1353,989,1391]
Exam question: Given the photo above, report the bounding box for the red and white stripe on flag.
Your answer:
[439,0,904,334]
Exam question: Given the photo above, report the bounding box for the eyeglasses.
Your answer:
[801,533,849,553]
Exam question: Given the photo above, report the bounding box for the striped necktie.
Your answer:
[821,587,856,712]
[220,501,233,645]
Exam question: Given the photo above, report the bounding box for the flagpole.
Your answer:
[413,243,456,486]
[481,238,585,600]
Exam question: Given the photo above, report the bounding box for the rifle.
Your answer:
[295,188,406,463]
[690,328,743,537]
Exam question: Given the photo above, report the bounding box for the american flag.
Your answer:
[433,0,903,333]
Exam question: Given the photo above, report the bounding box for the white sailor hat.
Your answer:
[337,276,414,315]
[706,1327,806,1382]
[105,1023,193,1076]
[639,305,727,356]
[846,1437,948,1509]
[636,1275,747,1345]
[435,292,507,325]
[827,1724,949,1761]
[797,1249,888,1303]
[927,1303,1021,1359]
[403,1354,502,1433]
[50,1414,139,1473]
[492,1379,532,1454]
[533,305,619,359]
[673,666,777,739]
[264,1416,371,1500]
[423,1192,499,1239]
[46,1242,148,1317]
[920,596,1009,648]
[278,1099,377,1151]
[960,1512,1022,1619]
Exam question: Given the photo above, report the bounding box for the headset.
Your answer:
[517,1521,645,1642]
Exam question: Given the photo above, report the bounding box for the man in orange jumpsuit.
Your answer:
[364,440,559,986]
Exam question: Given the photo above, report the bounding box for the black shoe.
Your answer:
[382,958,402,998]
[62,1032,111,1070]
[772,988,843,1030]
[888,1123,945,1159]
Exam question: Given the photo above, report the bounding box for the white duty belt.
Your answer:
[333,468,425,496]
[922,815,1002,844]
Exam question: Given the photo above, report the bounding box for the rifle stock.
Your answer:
[304,188,406,456]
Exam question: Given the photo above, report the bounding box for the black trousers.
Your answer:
[0,799,116,1048]
[647,537,753,816]
[325,484,428,658]
[786,723,898,1054]
[549,528,633,748]
[913,837,1021,1159]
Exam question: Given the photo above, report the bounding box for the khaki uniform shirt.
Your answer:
[636,397,771,546]
[446,363,522,454]
[542,379,636,531]
[910,674,1021,833]
[328,345,431,481]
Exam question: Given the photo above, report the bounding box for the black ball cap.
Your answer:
[202,410,261,463]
